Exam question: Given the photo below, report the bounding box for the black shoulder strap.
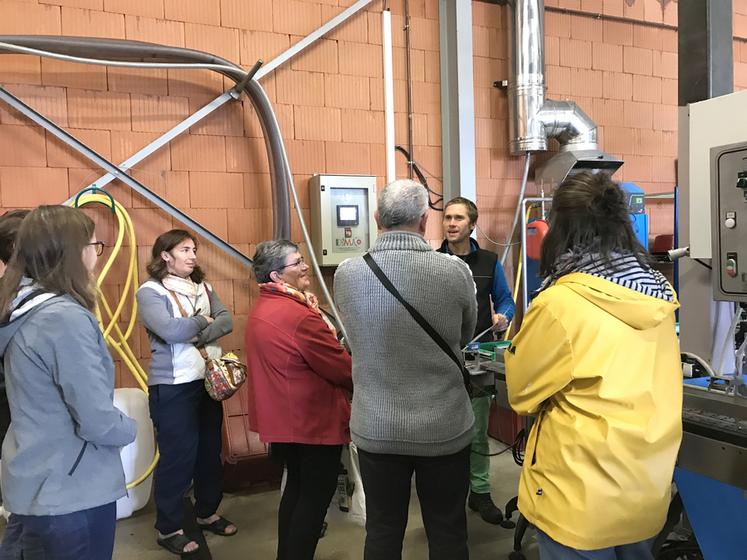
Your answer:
[363,253,471,395]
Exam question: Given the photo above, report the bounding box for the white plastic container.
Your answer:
[114,388,155,520]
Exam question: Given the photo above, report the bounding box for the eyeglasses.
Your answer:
[88,241,106,256]
[276,257,305,271]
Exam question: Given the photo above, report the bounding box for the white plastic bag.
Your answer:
[328,444,366,526]
[279,444,367,527]
[346,443,366,526]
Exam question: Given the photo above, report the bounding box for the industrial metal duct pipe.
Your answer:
[507,0,597,154]
[538,99,597,151]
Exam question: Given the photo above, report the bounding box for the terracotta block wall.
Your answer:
[0,0,745,385]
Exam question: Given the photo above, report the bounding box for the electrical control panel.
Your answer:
[711,142,747,301]
[309,174,377,266]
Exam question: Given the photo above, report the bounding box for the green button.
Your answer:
[726,258,738,277]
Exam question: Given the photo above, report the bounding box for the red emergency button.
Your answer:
[726,258,738,277]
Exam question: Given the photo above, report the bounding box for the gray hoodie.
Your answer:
[0,292,137,515]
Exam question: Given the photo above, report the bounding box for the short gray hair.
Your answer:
[252,240,298,283]
[377,179,429,229]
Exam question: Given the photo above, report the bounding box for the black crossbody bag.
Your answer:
[363,253,473,397]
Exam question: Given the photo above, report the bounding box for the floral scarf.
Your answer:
[161,273,211,318]
[259,281,337,337]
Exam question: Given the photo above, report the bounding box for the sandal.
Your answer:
[156,532,200,556]
[196,516,237,537]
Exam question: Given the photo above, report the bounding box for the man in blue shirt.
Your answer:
[439,197,515,525]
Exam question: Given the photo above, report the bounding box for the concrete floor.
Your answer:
[110,452,540,560]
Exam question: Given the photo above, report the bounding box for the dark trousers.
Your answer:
[358,446,471,560]
[272,443,342,560]
[149,380,224,535]
[0,503,116,560]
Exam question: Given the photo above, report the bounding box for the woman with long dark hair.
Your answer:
[505,172,682,559]
[0,205,136,560]
[137,229,236,556]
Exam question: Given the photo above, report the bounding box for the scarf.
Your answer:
[259,281,337,337]
[161,274,211,318]
[162,274,223,360]
[8,277,57,321]
[541,248,675,302]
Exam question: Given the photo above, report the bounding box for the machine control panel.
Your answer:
[309,174,377,266]
[711,143,747,300]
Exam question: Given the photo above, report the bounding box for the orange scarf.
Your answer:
[259,282,337,337]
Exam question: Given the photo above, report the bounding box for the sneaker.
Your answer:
[468,491,504,525]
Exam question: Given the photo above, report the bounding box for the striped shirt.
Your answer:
[576,253,675,302]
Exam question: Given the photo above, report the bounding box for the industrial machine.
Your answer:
[620,182,649,252]
[671,128,747,560]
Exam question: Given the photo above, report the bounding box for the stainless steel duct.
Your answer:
[506,0,622,185]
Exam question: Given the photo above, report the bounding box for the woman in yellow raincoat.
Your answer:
[505,171,682,559]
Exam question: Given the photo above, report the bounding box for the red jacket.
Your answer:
[244,290,352,445]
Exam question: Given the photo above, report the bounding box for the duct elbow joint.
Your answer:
[538,99,598,151]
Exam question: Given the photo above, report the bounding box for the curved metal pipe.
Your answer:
[243,79,292,239]
[0,35,292,241]
[537,100,597,151]
[0,36,246,81]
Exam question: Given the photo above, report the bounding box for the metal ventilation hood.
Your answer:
[535,150,624,190]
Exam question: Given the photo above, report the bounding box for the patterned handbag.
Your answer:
[167,288,247,401]
[198,348,247,401]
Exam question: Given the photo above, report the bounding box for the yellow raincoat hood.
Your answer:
[560,273,676,330]
[505,273,682,550]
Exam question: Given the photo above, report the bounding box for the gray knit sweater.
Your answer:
[334,231,477,456]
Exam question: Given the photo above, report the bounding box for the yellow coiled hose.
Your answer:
[71,190,158,489]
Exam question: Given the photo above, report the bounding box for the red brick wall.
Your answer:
[0,0,744,385]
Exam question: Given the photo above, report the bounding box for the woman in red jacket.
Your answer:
[245,240,352,560]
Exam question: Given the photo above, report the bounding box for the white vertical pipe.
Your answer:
[382,9,396,184]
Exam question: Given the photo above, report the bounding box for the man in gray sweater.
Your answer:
[334,179,477,560]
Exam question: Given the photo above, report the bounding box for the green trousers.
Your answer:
[469,394,492,494]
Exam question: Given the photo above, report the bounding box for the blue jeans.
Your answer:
[0,514,44,560]
[0,502,116,560]
[537,530,654,560]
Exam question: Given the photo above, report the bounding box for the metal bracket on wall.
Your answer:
[0,85,254,268]
[0,0,373,267]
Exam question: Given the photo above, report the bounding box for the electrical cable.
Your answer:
[511,428,526,466]
[470,442,513,457]
[395,145,443,210]
[474,223,521,247]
